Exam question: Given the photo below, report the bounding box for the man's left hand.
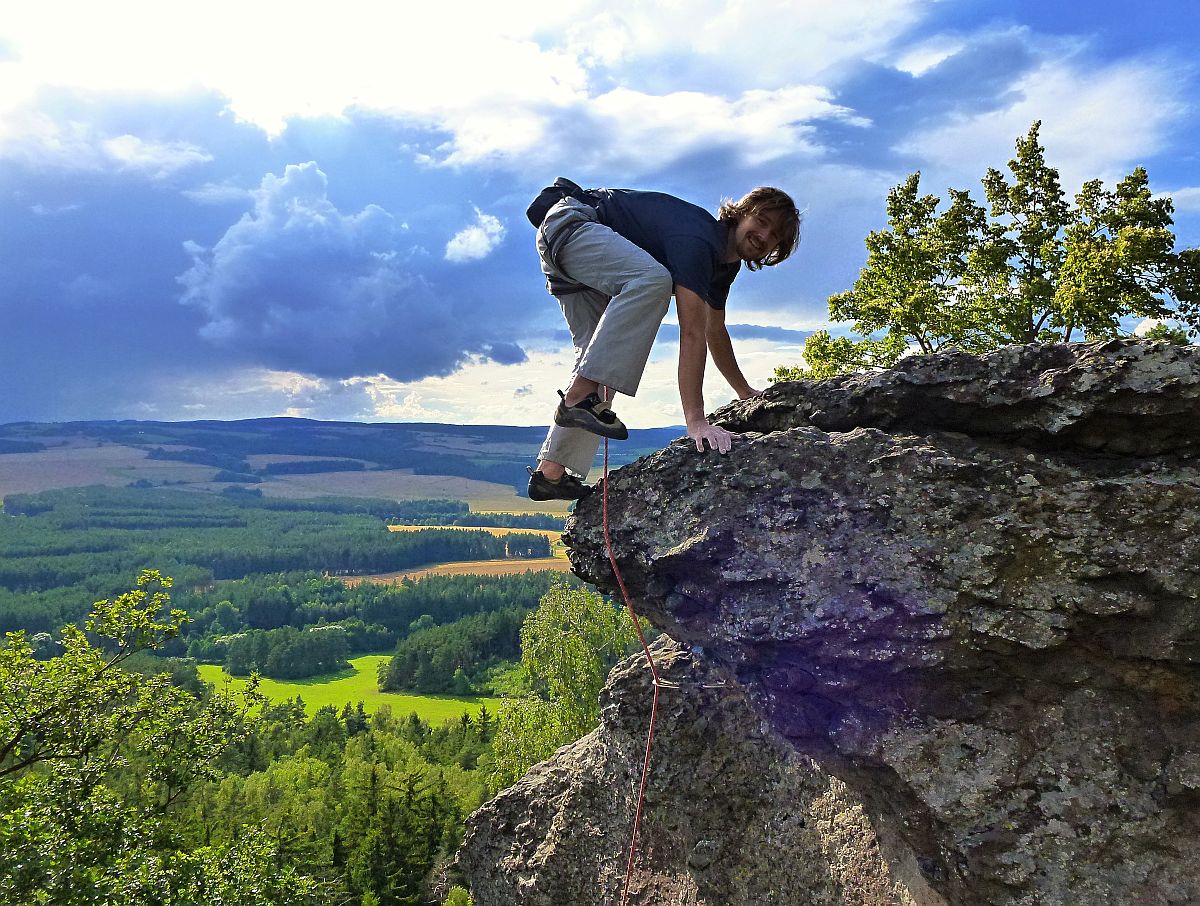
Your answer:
[688,419,735,454]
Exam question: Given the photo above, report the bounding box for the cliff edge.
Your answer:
[461,340,1200,905]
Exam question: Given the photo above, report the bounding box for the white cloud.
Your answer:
[0,109,211,176]
[891,35,967,76]
[109,367,380,421]
[562,0,924,84]
[898,59,1187,191]
[429,84,860,175]
[30,201,81,215]
[444,209,506,262]
[0,0,922,170]
[341,320,812,428]
[1165,187,1200,212]
[102,133,211,177]
[1134,318,1164,336]
[182,181,254,205]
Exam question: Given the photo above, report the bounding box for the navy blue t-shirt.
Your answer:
[592,189,741,310]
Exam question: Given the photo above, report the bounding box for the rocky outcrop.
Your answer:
[461,340,1200,905]
[459,639,941,905]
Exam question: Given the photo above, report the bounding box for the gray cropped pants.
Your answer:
[535,198,674,477]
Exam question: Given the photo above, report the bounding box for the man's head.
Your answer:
[719,187,801,270]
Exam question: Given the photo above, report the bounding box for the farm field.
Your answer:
[0,444,214,497]
[0,445,571,514]
[196,655,503,723]
[0,418,672,515]
[343,558,571,586]
[254,468,570,513]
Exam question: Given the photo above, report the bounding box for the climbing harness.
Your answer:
[600,388,660,906]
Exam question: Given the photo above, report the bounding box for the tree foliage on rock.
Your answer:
[488,583,643,790]
[777,122,1200,379]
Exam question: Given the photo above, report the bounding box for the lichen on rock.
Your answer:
[460,340,1200,906]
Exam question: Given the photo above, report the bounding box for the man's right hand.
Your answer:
[687,419,735,454]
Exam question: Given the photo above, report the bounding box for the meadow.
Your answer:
[197,654,504,723]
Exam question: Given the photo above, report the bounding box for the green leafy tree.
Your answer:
[489,583,643,790]
[1144,322,1192,345]
[777,122,1199,380]
[0,570,322,905]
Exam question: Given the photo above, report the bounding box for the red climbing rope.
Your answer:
[600,387,660,906]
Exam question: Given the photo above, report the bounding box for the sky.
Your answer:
[2,0,1198,428]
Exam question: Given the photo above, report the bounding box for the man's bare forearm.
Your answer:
[675,285,738,453]
[678,326,708,426]
[706,321,754,398]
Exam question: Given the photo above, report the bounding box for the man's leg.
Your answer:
[545,221,673,399]
[531,200,672,493]
[537,288,609,481]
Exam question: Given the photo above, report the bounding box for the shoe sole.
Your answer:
[554,406,629,440]
[528,483,589,502]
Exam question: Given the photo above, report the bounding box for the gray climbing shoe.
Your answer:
[553,391,629,440]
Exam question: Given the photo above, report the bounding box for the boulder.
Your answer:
[461,340,1200,905]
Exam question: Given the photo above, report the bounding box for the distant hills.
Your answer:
[0,418,684,507]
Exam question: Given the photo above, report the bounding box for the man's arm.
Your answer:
[705,305,762,400]
[676,286,735,453]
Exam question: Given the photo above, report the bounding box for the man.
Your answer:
[525,179,801,501]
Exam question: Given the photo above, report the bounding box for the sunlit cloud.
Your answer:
[1165,187,1200,212]
[898,59,1186,190]
[444,209,506,262]
[102,134,211,177]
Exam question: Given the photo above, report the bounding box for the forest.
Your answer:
[180,570,572,685]
[0,570,629,905]
[0,486,553,637]
[0,460,595,903]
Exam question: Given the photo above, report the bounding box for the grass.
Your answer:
[196,654,504,724]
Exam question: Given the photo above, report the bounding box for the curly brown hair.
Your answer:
[718,187,801,270]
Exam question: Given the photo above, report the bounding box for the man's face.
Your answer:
[731,208,786,263]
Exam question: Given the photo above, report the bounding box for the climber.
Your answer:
[524,178,802,501]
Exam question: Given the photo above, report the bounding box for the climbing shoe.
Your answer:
[527,466,592,501]
[553,390,629,440]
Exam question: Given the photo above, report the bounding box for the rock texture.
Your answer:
[459,639,940,905]
[461,340,1200,905]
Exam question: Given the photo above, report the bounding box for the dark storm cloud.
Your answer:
[178,161,529,382]
[0,93,553,421]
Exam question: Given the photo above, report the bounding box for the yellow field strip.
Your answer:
[386,524,562,541]
[342,557,572,587]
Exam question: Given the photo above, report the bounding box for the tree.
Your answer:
[0,570,322,905]
[777,122,1200,380]
[488,583,643,790]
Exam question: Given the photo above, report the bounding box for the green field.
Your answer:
[196,655,504,724]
